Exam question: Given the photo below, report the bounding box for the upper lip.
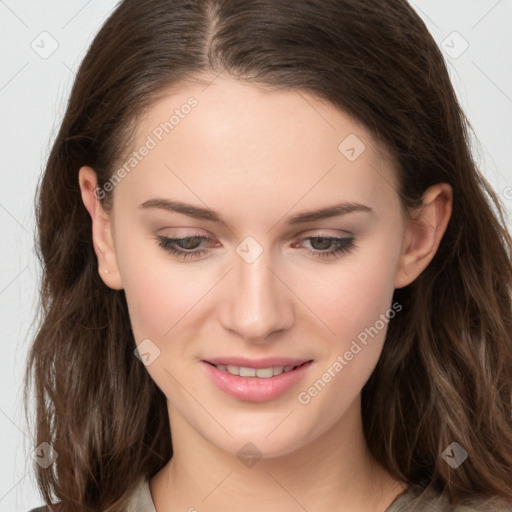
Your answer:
[203,357,312,369]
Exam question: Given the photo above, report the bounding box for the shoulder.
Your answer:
[27,477,154,512]
[387,486,512,512]
[454,497,512,512]
[125,477,156,512]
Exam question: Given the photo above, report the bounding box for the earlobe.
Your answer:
[394,183,453,289]
[78,166,124,290]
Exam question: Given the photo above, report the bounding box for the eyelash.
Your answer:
[155,234,356,260]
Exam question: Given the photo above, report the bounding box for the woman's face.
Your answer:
[81,74,445,459]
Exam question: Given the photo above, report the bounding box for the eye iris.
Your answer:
[179,236,203,250]
[310,237,333,251]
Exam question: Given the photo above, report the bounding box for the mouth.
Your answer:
[201,359,314,402]
[204,361,311,379]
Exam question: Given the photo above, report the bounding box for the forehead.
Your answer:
[113,74,400,221]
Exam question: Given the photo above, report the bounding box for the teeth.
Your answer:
[240,367,256,377]
[216,364,300,378]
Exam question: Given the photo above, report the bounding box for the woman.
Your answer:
[25,0,512,511]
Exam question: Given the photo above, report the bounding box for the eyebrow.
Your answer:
[140,198,372,224]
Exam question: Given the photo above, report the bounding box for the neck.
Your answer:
[150,396,407,512]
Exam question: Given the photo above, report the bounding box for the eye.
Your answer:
[293,236,356,259]
[155,234,356,260]
[156,235,214,259]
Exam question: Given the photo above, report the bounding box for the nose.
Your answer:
[218,244,295,343]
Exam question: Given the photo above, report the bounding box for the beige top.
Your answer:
[126,477,512,511]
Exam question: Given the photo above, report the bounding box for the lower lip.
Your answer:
[201,361,313,402]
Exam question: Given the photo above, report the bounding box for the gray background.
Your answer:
[1,1,511,510]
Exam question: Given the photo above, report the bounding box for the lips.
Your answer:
[201,357,314,402]
[203,356,311,369]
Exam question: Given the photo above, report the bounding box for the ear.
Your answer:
[394,183,453,289]
[78,166,123,290]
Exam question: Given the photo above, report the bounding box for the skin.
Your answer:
[79,74,452,512]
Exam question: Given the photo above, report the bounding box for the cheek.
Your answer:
[115,233,194,342]
[117,240,209,395]
[295,247,400,422]
[299,238,399,345]
[304,234,401,384]
[336,258,396,337]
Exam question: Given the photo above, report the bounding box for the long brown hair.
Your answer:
[24,0,512,510]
